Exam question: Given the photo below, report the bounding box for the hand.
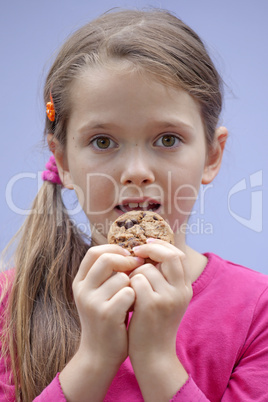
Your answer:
[72,244,143,368]
[128,239,192,400]
[59,244,144,402]
[129,239,192,358]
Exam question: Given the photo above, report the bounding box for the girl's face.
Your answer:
[59,66,223,247]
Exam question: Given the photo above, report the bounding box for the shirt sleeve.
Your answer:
[0,270,16,401]
[0,374,66,402]
[221,287,268,401]
[171,286,268,402]
[33,373,66,401]
[0,271,66,402]
[170,376,209,401]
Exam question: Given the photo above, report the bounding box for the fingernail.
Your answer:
[133,256,144,264]
[132,246,141,252]
[122,248,131,255]
[146,238,156,243]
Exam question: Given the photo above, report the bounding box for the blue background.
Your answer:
[1,0,267,273]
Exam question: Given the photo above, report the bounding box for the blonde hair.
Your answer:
[3,8,223,400]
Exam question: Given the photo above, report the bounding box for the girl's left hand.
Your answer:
[128,239,193,400]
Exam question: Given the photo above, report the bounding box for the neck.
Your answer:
[184,246,208,284]
[174,233,207,284]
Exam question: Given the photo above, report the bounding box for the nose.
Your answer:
[120,148,155,186]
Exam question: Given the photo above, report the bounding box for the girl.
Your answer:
[1,8,268,402]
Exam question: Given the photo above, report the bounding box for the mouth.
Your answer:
[115,199,161,213]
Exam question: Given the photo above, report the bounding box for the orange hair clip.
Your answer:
[46,93,55,122]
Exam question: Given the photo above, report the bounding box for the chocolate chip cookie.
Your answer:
[107,210,174,254]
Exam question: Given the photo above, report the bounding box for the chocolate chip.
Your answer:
[131,219,138,225]
[129,239,141,248]
[125,220,134,229]
[153,215,159,220]
[117,220,126,227]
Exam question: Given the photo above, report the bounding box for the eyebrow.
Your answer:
[79,119,194,134]
[79,122,119,134]
[151,120,194,131]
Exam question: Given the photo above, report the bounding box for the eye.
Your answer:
[90,136,117,150]
[154,134,181,148]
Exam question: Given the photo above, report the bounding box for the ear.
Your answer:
[46,134,74,190]
[202,126,228,184]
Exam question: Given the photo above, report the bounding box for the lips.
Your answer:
[115,198,161,213]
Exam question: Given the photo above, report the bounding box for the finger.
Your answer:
[130,263,166,293]
[74,244,131,283]
[133,242,187,286]
[108,286,136,320]
[98,272,130,301]
[84,253,144,290]
[133,241,185,263]
[148,241,191,289]
[162,255,191,289]
[149,241,191,288]
[130,273,155,306]
[147,238,186,255]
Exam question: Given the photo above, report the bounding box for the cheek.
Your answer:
[172,182,199,216]
[167,167,203,223]
[76,173,119,215]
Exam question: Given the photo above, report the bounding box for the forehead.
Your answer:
[67,64,204,133]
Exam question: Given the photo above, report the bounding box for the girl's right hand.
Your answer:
[72,244,143,367]
[59,244,143,402]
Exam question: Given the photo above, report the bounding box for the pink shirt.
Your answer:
[1,253,268,401]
